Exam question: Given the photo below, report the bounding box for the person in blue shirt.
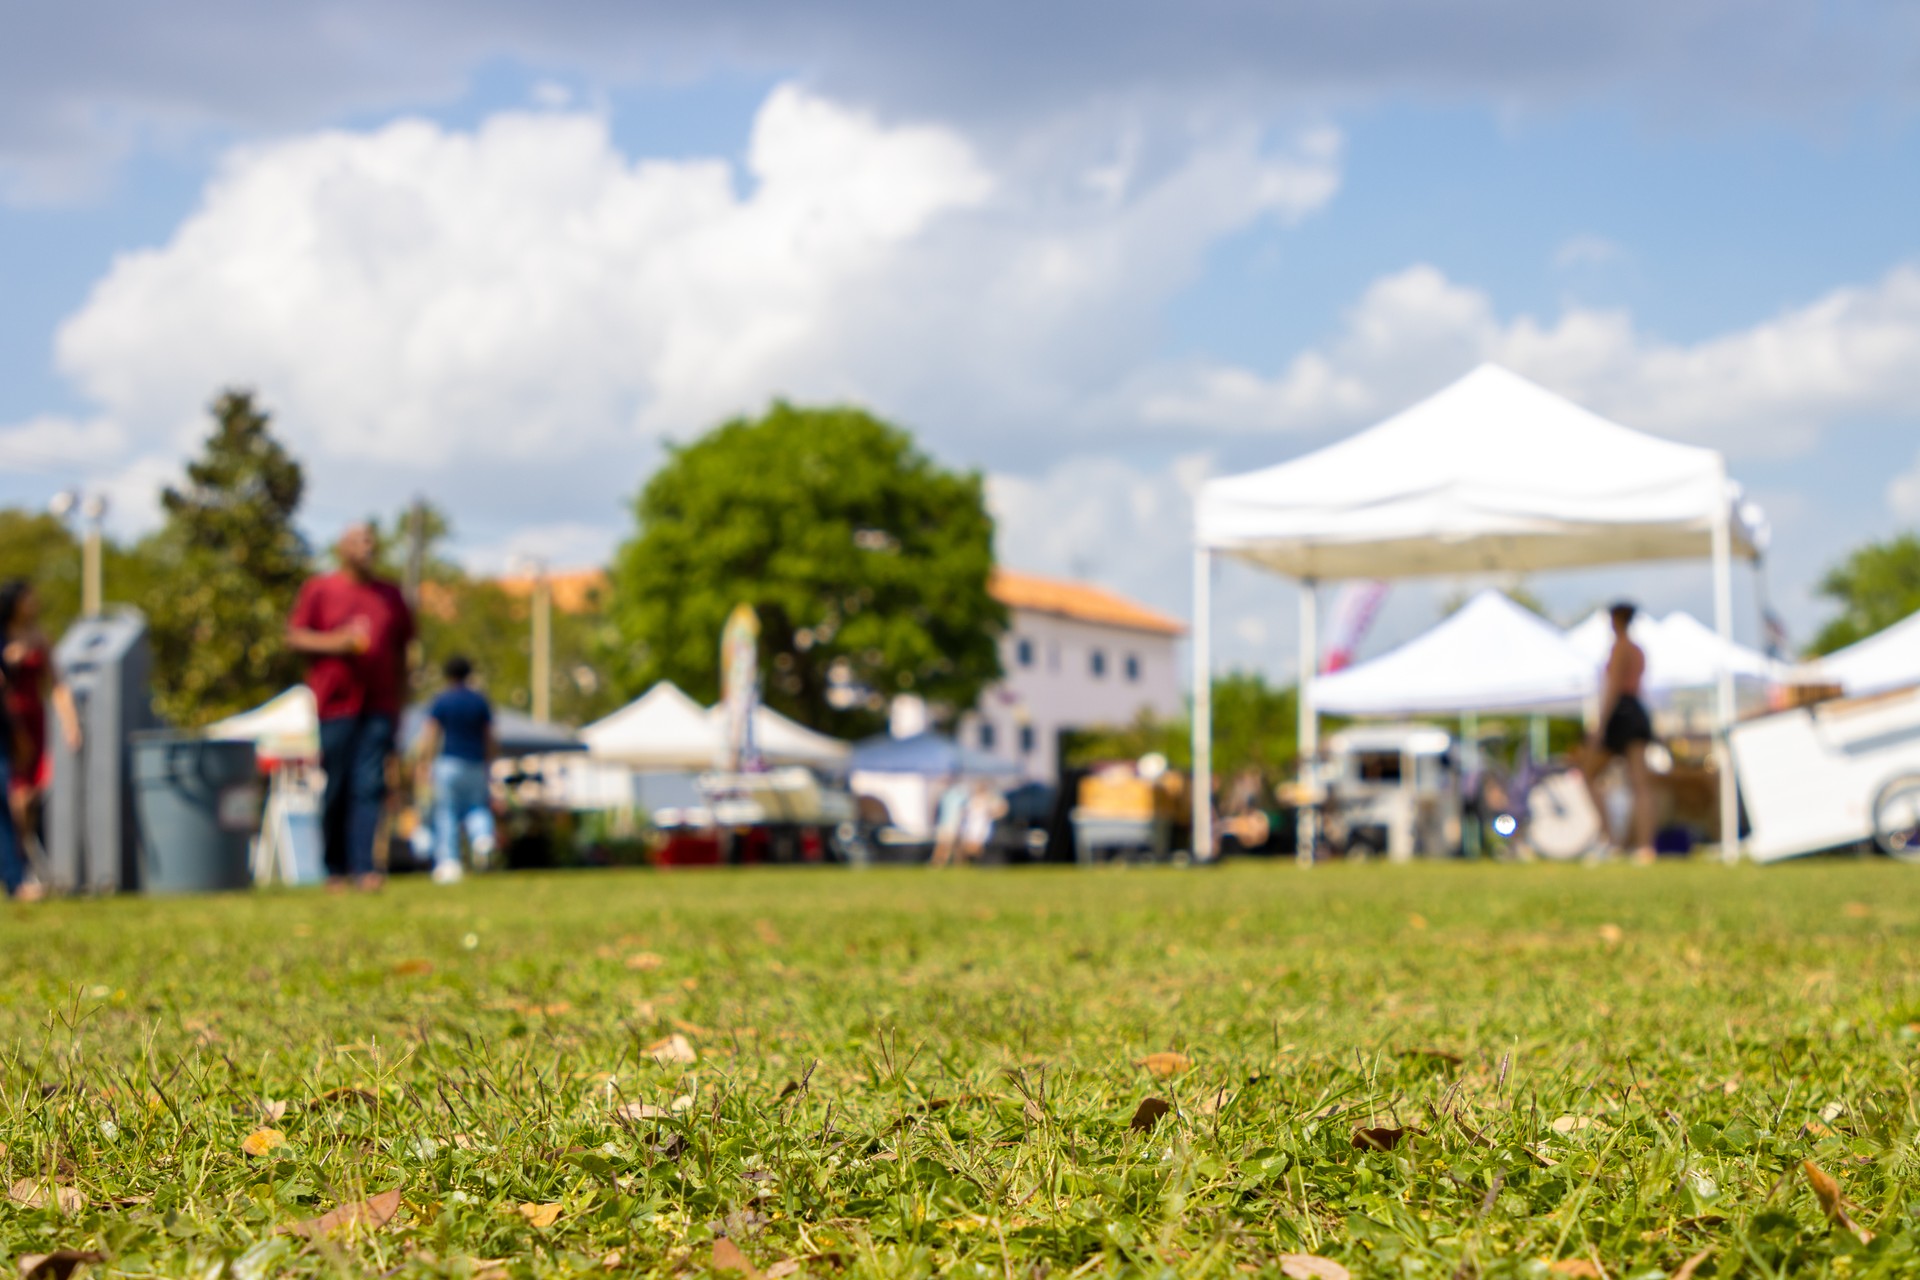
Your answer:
[414,655,496,884]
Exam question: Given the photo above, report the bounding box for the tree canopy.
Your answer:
[608,403,1004,736]
[1809,532,1920,656]
[1065,673,1301,783]
[139,390,312,726]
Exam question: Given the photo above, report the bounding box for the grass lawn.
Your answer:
[2,861,1918,1278]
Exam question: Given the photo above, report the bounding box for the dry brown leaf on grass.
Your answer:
[16,1250,106,1279]
[712,1237,766,1279]
[765,1261,802,1279]
[1804,1159,1873,1243]
[1129,1097,1174,1131]
[753,919,783,946]
[1597,923,1625,946]
[8,1180,85,1216]
[1278,1254,1350,1280]
[284,1188,403,1238]
[518,1202,563,1228]
[1198,1087,1233,1117]
[240,1127,287,1157]
[1351,1126,1420,1151]
[308,1085,378,1108]
[648,1033,697,1064]
[1136,1052,1192,1079]
[625,951,664,971]
[617,1101,672,1121]
[1671,1250,1712,1280]
[391,958,434,977]
[1546,1261,1604,1278]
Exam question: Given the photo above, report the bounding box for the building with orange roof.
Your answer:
[964,568,1186,782]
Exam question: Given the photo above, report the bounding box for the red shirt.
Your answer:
[289,571,414,720]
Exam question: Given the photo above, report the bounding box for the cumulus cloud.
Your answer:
[22,85,1340,539]
[1137,261,1920,459]
[0,415,125,471]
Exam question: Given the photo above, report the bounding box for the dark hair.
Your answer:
[0,578,28,638]
[443,654,474,683]
[1608,601,1637,626]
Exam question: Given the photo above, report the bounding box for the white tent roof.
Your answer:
[581,681,850,769]
[1801,610,1920,696]
[581,682,722,768]
[1196,364,1763,579]
[1565,609,1776,694]
[206,685,318,760]
[707,703,851,768]
[1313,590,1593,716]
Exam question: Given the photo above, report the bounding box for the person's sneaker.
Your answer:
[431,862,464,886]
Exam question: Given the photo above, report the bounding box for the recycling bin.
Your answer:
[130,734,261,893]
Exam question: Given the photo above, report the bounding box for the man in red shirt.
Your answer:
[288,524,414,889]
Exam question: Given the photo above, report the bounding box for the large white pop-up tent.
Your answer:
[1192,363,1765,861]
[1313,589,1591,717]
[581,681,849,770]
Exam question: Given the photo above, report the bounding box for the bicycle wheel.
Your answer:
[1870,773,1920,862]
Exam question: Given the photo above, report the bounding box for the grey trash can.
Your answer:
[130,734,261,893]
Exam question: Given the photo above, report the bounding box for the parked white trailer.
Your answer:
[1728,687,1920,862]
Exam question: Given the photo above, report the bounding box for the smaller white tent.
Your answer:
[580,681,850,769]
[1565,610,1775,696]
[1313,590,1592,717]
[206,686,319,760]
[1803,610,1920,696]
[581,682,723,768]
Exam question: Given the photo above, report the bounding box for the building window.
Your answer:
[1019,725,1035,754]
[1125,653,1140,682]
[1090,649,1106,678]
[979,721,996,750]
[1015,637,1034,668]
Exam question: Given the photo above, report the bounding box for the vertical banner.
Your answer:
[720,603,762,772]
[1320,580,1389,674]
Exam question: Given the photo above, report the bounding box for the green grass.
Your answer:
[2,861,1919,1278]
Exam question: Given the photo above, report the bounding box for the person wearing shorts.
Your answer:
[1585,601,1656,861]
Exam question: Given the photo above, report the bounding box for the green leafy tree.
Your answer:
[1809,532,1920,655]
[608,403,1004,736]
[139,390,311,726]
[0,511,82,631]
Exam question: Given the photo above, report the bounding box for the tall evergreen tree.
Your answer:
[141,390,312,725]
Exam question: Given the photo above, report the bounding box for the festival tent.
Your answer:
[1565,610,1778,695]
[1802,609,1920,696]
[580,681,850,769]
[847,730,1021,842]
[1192,363,1766,861]
[1312,590,1592,717]
[207,686,319,761]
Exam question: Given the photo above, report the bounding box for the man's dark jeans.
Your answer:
[318,714,395,878]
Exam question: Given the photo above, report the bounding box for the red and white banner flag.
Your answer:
[1320,581,1389,674]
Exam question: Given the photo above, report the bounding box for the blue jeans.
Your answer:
[0,760,20,897]
[431,757,494,868]
[318,714,395,878]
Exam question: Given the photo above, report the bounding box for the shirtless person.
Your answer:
[1586,601,1656,862]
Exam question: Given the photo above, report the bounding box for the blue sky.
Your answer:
[2,3,1917,673]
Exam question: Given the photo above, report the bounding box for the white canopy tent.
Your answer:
[1313,589,1591,717]
[580,681,850,770]
[1565,609,1779,696]
[1192,363,1765,862]
[206,686,319,761]
[1800,610,1920,696]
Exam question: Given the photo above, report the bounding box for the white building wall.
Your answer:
[959,608,1182,783]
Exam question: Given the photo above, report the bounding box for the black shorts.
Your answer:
[1603,693,1654,755]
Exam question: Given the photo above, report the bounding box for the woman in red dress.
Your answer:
[0,579,81,890]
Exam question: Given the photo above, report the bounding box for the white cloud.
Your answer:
[1136,261,1920,459]
[1889,454,1920,523]
[0,415,126,471]
[1554,234,1628,270]
[26,85,1341,537]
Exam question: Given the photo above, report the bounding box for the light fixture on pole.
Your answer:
[50,489,109,616]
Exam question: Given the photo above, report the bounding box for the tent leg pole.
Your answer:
[1298,578,1319,868]
[1712,464,1740,864]
[1192,547,1213,862]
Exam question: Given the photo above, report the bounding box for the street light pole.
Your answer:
[531,567,552,725]
[51,490,109,615]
